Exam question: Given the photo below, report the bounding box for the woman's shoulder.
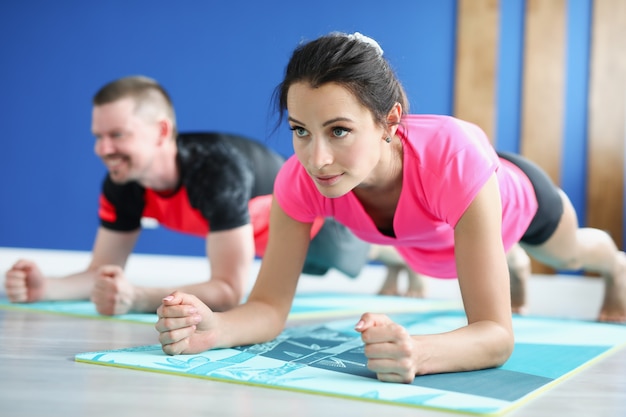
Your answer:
[275,156,314,194]
[401,114,478,135]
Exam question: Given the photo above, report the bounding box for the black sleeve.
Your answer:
[99,175,145,232]
[184,142,254,232]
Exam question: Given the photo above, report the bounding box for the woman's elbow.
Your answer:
[493,325,515,367]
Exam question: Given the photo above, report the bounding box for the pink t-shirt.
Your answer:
[274,115,538,278]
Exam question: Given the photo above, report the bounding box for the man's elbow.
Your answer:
[210,282,245,312]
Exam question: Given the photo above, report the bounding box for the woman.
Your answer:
[156,32,626,382]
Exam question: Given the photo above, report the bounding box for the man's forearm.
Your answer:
[179,279,243,312]
[45,271,98,301]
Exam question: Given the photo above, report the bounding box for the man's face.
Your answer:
[92,98,161,184]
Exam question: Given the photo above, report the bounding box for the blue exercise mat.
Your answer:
[74,311,626,415]
[0,293,461,324]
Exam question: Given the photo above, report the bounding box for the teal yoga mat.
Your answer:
[74,311,626,415]
[0,293,461,324]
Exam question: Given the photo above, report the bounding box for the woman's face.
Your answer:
[286,82,388,198]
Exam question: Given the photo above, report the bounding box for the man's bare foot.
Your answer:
[405,271,425,298]
[379,265,401,296]
[370,245,427,297]
[509,266,527,314]
[378,265,426,297]
[598,251,626,323]
[507,244,531,315]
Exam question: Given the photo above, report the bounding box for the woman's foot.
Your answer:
[598,251,626,323]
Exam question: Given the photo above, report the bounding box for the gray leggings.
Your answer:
[302,218,370,278]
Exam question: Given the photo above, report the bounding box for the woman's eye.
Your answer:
[332,127,350,138]
[290,126,308,137]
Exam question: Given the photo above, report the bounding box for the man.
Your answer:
[4,75,372,315]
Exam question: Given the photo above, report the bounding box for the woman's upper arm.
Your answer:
[246,196,313,315]
[453,174,512,329]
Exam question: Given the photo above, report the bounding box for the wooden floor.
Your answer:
[1,247,625,417]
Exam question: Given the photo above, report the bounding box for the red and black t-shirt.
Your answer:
[98,132,285,256]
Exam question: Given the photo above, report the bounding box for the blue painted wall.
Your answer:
[1,0,611,256]
[495,0,593,233]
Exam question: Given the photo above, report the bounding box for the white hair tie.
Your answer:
[346,32,384,56]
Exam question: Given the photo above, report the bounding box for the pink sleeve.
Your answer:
[274,156,321,223]
[417,119,499,227]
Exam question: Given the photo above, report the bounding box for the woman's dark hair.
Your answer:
[273,32,409,130]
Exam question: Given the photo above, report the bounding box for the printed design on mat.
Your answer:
[75,312,626,416]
